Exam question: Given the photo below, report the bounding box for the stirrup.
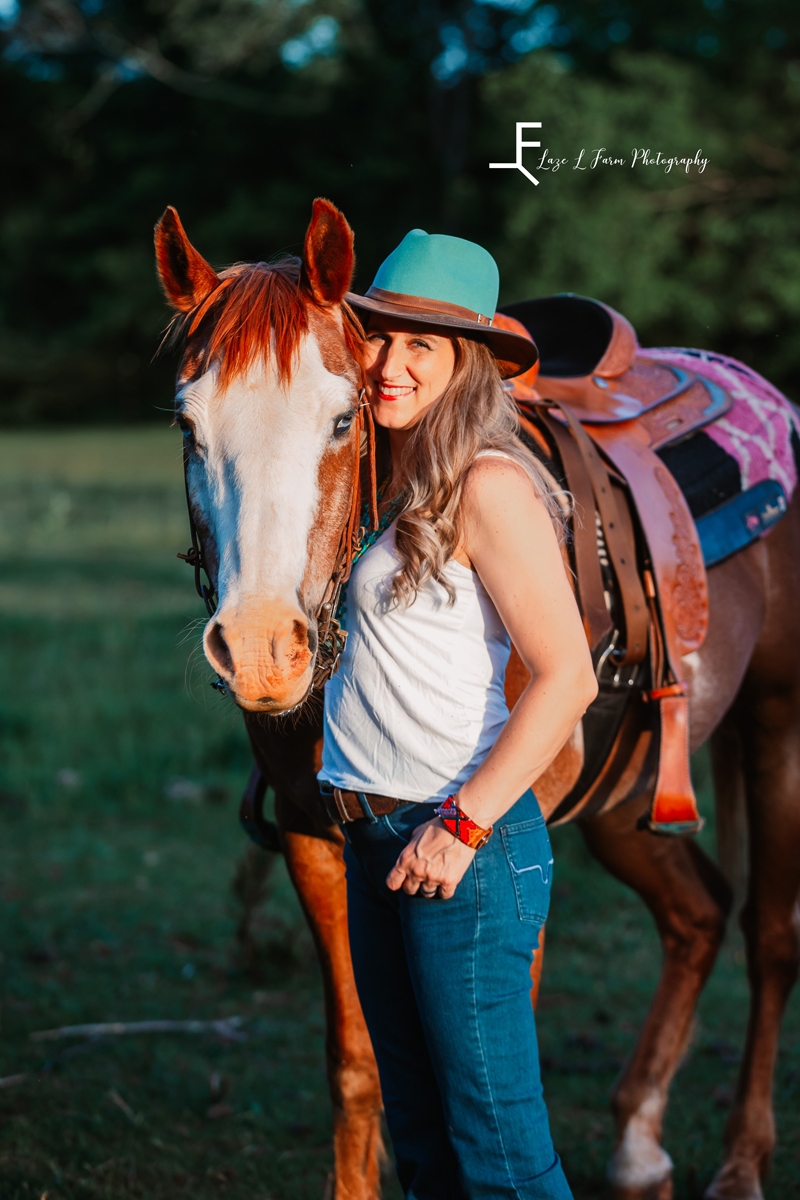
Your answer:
[639,691,705,837]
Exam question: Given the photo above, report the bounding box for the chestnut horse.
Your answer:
[155,199,800,1200]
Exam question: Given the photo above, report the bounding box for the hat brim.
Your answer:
[346,291,538,380]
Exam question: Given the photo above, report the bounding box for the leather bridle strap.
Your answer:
[303,386,378,691]
[177,446,217,618]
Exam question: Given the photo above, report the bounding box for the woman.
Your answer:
[319,228,598,1199]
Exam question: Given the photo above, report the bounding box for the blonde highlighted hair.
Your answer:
[385,335,565,607]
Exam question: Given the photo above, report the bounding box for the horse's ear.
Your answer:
[154,207,220,313]
[301,198,355,306]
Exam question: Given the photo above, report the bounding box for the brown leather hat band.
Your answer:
[365,285,493,326]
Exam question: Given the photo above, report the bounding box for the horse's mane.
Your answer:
[166,256,364,389]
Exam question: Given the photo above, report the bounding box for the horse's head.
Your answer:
[155,199,365,714]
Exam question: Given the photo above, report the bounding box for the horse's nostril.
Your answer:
[206,622,234,675]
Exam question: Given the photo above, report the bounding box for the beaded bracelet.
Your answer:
[434,795,493,850]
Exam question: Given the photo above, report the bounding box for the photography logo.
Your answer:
[490,122,542,187]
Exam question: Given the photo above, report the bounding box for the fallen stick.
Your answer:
[0,1073,28,1089]
[42,1036,114,1072]
[31,1017,246,1043]
[108,1088,140,1123]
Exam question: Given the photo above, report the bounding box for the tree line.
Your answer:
[2,0,799,422]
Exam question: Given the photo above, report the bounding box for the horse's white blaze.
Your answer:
[607,1090,673,1189]
[177,331,357,698]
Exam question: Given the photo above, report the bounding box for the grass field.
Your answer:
[1,427,798,1200]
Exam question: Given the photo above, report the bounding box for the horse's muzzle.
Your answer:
[203,600,315,712]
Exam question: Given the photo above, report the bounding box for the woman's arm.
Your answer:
[452,455,598,823]
[387,456,598,898]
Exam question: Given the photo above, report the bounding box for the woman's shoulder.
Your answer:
[461,449,550,526]
[465,449,533,492]
[453,447,558,569]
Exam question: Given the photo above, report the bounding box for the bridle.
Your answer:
[311,387,379,689]
[177,383,379,702]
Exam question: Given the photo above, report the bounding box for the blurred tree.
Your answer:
[479,48,800,384]
[1,0,799,422]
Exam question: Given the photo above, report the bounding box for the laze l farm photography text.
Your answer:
[540,148,710,173]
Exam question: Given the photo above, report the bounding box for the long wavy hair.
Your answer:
[384,335,566,607]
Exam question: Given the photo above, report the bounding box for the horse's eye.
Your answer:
[176,417,196,446]
[333,411,356,436]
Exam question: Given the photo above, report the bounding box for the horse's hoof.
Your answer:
[704,1159,764,1200]
[610,1177,672,1200]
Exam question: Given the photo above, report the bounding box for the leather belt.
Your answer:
[322,786,412,825]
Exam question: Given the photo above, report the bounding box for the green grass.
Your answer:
[0,427,798,1199]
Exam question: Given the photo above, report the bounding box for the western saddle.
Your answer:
[496,295,735,836]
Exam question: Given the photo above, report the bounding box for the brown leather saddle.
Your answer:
[496,295,735,835]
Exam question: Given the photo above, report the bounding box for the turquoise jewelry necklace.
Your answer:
[335,480,405,627]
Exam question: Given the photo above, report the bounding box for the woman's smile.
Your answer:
[377,383,416,400]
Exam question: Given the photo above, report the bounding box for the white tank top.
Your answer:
[319,453,512,803]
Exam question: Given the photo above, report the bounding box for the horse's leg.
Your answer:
[244,713,384,1200]
[702,498,800,1200]
[704,701,800,1199]
[579,792,732,1200]
[275,792,384,1200]
[710,715,749,918]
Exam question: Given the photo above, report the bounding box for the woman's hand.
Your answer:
[386,818,475,900]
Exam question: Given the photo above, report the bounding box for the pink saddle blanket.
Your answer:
[641,346,800,505]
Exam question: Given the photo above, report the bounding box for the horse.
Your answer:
[154,198,800,1200]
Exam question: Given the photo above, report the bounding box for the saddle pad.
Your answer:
[693,480,789,567]
[644,347,800,567]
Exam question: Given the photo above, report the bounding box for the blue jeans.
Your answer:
[341,789,573,1200]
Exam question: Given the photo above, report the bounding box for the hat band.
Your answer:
[365,286,493,326]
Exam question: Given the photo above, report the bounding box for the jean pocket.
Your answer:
[500,818,554,925]
[382,802,438,846]
[381,811,414,846]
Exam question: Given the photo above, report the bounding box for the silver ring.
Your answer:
[420,886,438,897]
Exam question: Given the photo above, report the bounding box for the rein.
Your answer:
[178,385,379,700]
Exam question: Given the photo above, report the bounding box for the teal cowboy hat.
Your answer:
[347,229,538,380]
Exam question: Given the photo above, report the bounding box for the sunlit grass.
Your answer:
[0,428,797,1198]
